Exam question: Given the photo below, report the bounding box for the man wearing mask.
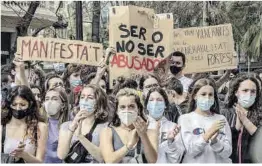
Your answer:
[169,51,193,96]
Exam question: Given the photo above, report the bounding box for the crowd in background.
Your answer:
[1,48,262,163]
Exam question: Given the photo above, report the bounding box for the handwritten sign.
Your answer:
[16,37,103,66]
[109,6,173,87]
[173,24,237,73]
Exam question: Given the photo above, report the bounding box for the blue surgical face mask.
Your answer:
[147,101,165,120]
[238,94,256,108]
[79,99,95,112]
[70,80,82,87]
[196,97,214,111]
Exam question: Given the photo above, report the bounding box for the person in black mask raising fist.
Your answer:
[169,51,192,96]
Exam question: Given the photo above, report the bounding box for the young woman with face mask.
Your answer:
[100,88,158,163]
[43,87,69,163]
[1,85,48,163]
[179,78,232,163]
[144,87,184,163]
[57,84,109,163]
[63,64,83,89]
[221,74,261,163]
[139,74,160,101]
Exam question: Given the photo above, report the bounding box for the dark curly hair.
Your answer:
[80,84,109,124]
[109,88,146,127]
[187,78,220,114]
[1,85,44,146]
[62,64,83,90]
[226,73,261,125]
[112,78,138,96]
[31,68,46,92]
[144,87,170,115]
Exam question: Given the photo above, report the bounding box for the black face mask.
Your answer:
[11,108,31,119]
[170,66,182,75]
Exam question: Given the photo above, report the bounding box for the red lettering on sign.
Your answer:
[110,54,163,72]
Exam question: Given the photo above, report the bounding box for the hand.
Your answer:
[13,53,25,70]
[210,132,218,144]
[127,129,139,150]
[98,47,116,68]
[205,120,226,141]
[96,65,107,78]
[234,104,248,123]
[167,124,181,143]
[9,141,26,158]
[133,116,148,137]
[69,110,88,132]
[75,120,83,137]
[105,47,116,60]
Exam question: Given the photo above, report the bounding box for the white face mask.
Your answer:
[44,101,62,116]
[238,94,256,108]
[118,111,138,126]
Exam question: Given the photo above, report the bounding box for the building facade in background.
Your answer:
[1,1,58,65]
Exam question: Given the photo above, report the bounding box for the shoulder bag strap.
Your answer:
[2,125,6,153]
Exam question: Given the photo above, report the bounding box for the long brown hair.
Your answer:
[226,73,261,125]
[44,87,70,128]
[1,85,44,146]
[187,78,220,114]
[80,84,109,124]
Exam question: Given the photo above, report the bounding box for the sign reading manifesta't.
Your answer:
[16,37,103,66]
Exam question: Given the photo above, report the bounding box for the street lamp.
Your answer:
[52,15,68,39]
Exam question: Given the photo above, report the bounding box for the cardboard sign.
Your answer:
[109,6,173,87]
[16,37,103,66]
[173,24,237,73]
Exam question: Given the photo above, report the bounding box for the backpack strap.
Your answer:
[34,124,38,146]
[85,121,97,142]
[2,125,6,153]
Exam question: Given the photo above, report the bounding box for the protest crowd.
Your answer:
[1,5,262,164]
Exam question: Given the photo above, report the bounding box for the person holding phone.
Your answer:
[100,88,158,163]
[178,78,232,163]
[1,85,47,163]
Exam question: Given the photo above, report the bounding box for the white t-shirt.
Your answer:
[179,76,193,93]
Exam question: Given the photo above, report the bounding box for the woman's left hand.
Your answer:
[133,116,148,138]
[9,141,26,158]
[75,120,83,138]
[234,104,248,123]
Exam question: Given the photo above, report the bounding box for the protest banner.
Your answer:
[109,6,173,87]
[173,24,237,73]
[16,37,103,66]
